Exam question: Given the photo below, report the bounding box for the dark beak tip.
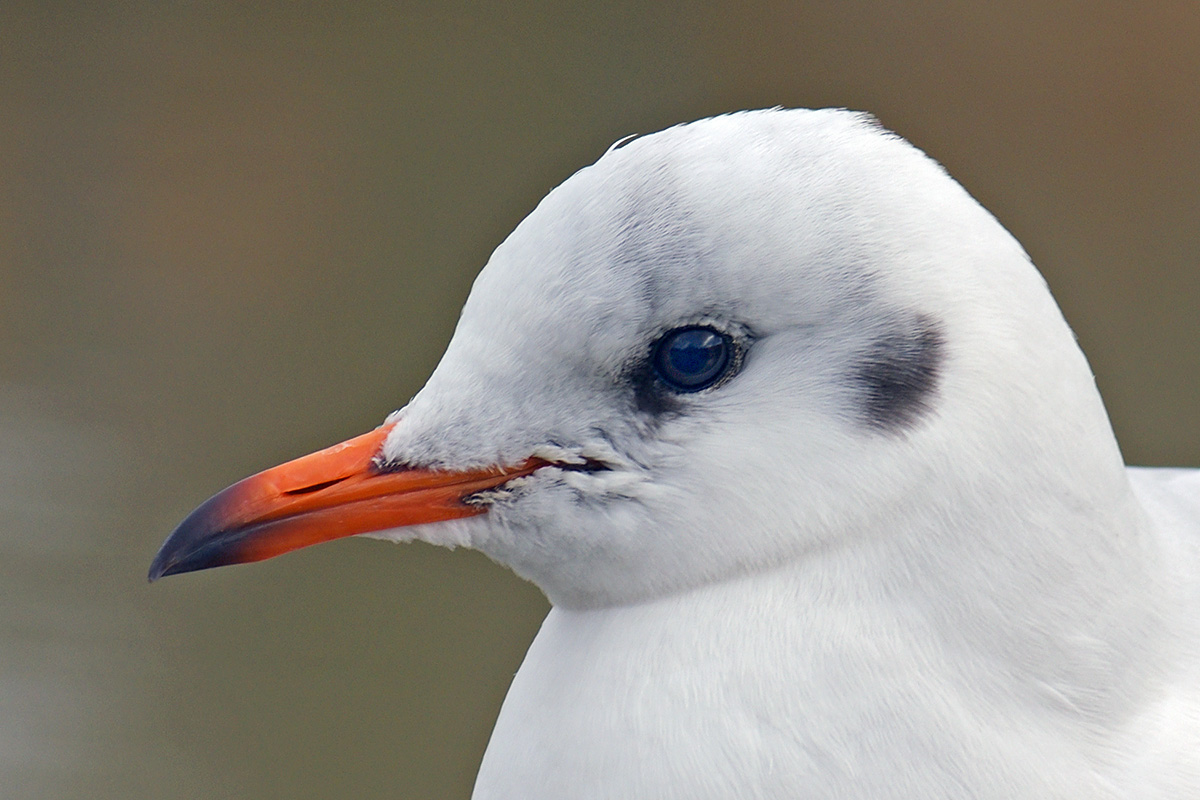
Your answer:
[146,555,169,583]
[146,534,227,583]
[147,539,183,583]
[147,488,248,583]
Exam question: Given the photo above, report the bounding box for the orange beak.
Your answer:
[148,422,543,581]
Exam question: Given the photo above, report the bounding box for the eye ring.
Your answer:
[651,326,735,392]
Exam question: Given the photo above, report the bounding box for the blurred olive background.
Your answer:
[2,2,1198,798]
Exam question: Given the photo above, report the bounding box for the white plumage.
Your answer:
[374,109,1200,798]
[156,108,1200,797]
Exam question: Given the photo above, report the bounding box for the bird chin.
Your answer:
[357,517,479,550]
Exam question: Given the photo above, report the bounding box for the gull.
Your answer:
[149,108,1200,798]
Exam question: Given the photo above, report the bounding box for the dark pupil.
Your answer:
[670,335,720,374]
[655,327,730,391]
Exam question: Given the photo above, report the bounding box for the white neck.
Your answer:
[474,474,1167,800]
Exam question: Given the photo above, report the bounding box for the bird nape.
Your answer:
[150,108,1200,799]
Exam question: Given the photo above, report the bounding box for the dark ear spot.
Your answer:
[852,314,945,432]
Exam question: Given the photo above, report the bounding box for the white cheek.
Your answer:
[558,468,652,498]
[469,473,660,605]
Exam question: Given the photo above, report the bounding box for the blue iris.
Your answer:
[652,326,732,392]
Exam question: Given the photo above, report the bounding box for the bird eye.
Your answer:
[651,326,734,392]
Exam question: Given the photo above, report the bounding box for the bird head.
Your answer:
[150,109,1126,609]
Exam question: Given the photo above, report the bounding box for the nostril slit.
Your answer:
[284,477,346,495]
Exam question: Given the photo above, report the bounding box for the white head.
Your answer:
[371,108,1130,609]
